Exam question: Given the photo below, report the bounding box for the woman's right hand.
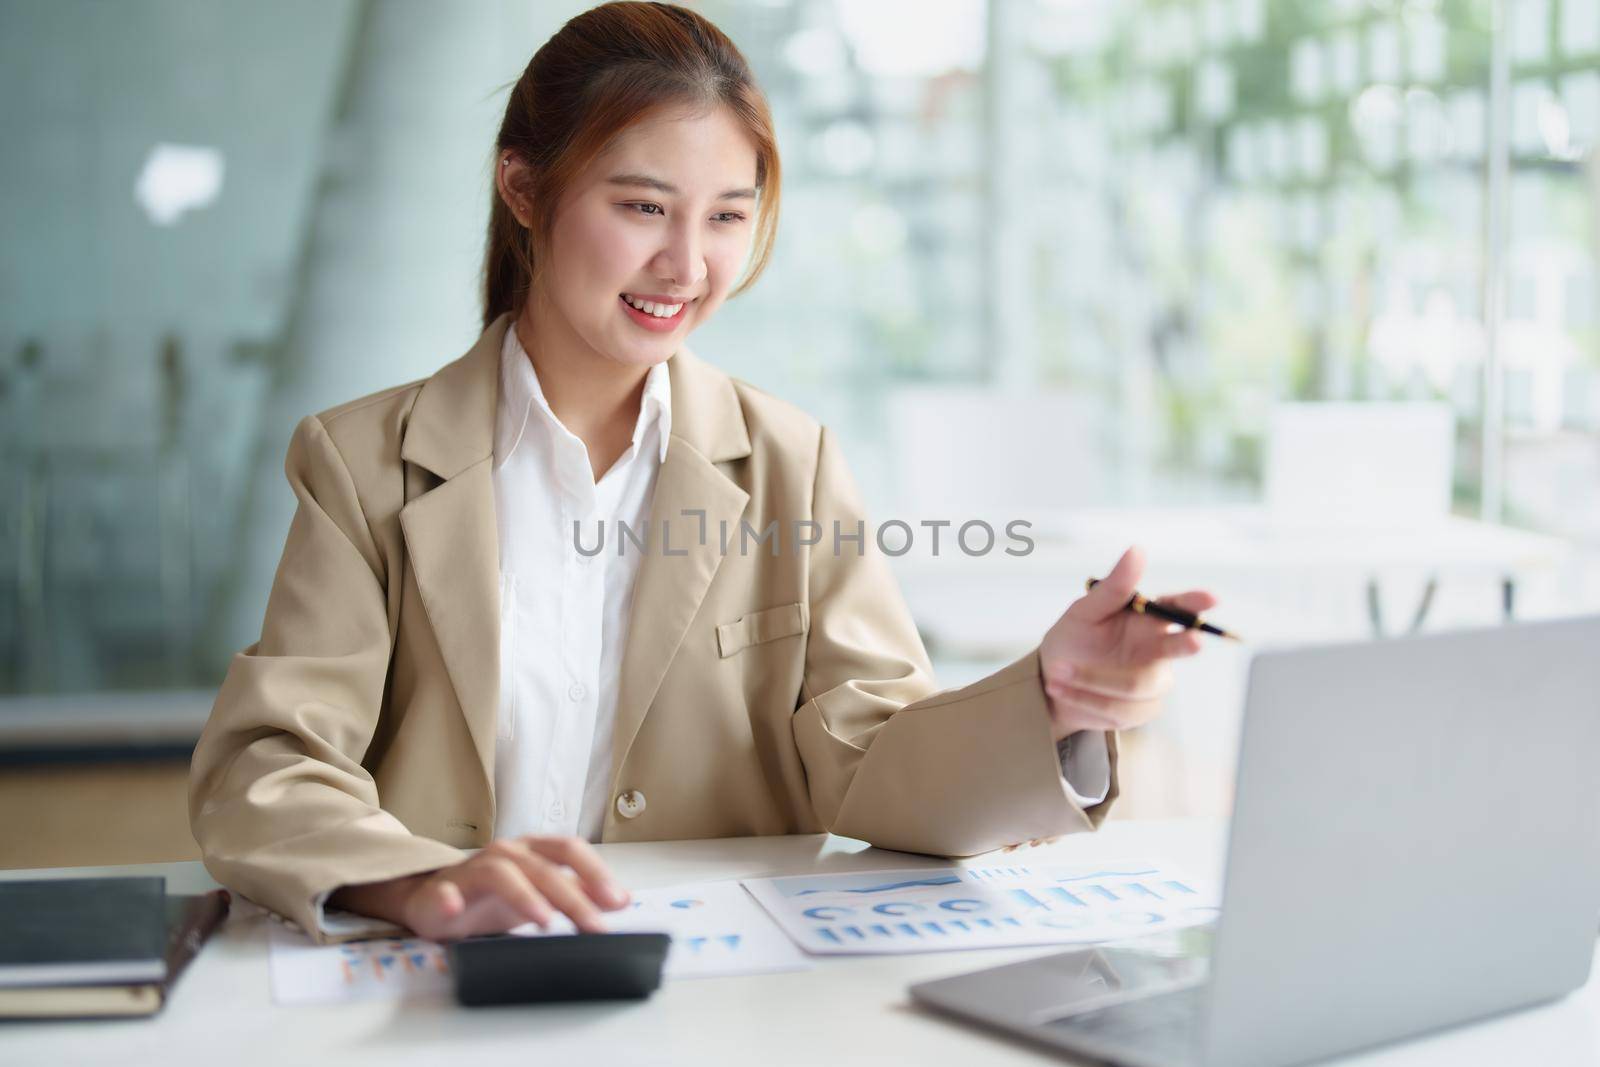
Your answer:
[329,835,631,940]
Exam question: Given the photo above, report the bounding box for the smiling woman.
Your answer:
[482,2,781,340]
[187,0,1209,948]
[496,102,763,358]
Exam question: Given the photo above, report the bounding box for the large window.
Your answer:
[3,0,1597,701]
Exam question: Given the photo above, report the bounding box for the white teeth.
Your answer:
[622,294,683,317]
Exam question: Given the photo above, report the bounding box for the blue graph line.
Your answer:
[1054,870,1158,882]
[792,876,961,896]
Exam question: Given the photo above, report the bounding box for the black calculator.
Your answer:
[446,932,670,1006]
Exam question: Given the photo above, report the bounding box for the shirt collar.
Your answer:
[495,322,673,470]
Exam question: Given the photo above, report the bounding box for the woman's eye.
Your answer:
[713,212,747,224]
[628,202,664,216]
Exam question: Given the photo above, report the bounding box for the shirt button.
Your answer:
[615,790,647,819]
[547,801,565,821]
[568,683,586,701]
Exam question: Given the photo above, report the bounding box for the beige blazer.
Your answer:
[188,313,1120,942]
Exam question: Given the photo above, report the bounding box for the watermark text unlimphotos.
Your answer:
[570,510,1036,558]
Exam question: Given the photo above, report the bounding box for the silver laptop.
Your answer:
[911,616,1600,1067]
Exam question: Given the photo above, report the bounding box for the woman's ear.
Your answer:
[496,153,534,228]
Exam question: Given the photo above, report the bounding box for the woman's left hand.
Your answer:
[1038,545,1216,743]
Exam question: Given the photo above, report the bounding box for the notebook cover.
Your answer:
[0,877,166,987]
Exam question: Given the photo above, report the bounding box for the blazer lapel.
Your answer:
[609,347,752,790]
[398,315,506,810]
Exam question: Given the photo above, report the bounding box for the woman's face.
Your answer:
[529,104,759,371]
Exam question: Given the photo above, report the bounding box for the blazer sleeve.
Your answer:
[790,425,1121,857]
[188,415,466,943]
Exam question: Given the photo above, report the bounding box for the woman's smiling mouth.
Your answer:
[619,292,690,331]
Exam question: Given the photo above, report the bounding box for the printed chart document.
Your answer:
[268,927,451,1005]
[268,879,807,1005]
[516,879,809,979]
[742,859,1218,956]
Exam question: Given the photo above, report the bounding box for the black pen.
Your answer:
[1085,577,1242,642]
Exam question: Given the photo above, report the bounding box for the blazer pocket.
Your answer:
[716,601,810,658]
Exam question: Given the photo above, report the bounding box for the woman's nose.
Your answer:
[653,223,706,290]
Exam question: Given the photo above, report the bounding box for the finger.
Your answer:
[1158,629,1205,658]
[413,867,537,942]
[1149,590,1217,615]
[465,855,557,930]
[1077,545,1146,623]
[522,855,610,933]
[523,835,630,909]
[1115,617,1206,664]
[405,876,466,938]
[432,878,466,919]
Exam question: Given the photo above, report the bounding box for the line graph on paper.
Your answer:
[741,861,1219,956]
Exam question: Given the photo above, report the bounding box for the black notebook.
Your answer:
[0,877,167,988]
[0,880,231,1019]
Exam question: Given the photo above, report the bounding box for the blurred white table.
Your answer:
[5,818,1597,1067]
[890,506,1573,655]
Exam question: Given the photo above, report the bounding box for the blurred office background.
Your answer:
[3,0,1598,865]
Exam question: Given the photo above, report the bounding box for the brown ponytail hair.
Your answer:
[482,1,782,331]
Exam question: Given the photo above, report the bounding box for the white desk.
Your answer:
[6,818,1598,1067]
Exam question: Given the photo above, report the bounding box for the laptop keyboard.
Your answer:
[1044,984,1204,1063]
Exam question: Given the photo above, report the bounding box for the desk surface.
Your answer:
[6,818,1597,1067]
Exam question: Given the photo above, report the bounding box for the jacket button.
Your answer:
[615,790,646,819]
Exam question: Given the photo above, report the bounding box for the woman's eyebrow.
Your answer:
[605,172,756,201]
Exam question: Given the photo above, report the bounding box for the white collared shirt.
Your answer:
[491,324,673,843]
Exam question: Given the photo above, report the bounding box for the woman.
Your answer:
[188,1,1217,945]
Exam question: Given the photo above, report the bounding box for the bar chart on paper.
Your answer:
[741,861,1219,955]
[268,927,453,1005]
